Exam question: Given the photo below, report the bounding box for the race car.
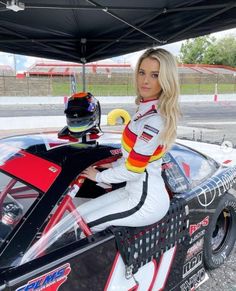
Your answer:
[0,130,236,291]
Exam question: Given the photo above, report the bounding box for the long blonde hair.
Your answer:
[135,48,181,151]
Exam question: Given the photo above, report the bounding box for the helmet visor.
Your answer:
[66,116,95,133]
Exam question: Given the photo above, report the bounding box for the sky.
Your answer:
[0,28,235,72]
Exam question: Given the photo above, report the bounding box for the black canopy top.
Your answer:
[0,0,235,63]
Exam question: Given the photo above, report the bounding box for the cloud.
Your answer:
[211,27,236,38]
[0,52,15,68]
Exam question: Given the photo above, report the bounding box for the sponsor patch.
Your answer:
[16,263,71,291]
[185,238,204,262]
[189,229,205,244]
[144,124,159,134]
[180,267,207,291]
[140,131,153,143]
[189,216,209,236]
[183,252,203,278]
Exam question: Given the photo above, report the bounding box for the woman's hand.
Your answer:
[81,166,100,182]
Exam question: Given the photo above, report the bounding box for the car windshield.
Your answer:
[0,172,41,247]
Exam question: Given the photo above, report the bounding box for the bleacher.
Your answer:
[25,61,236,79]
[26,60,133,77]
[178,64,236,75]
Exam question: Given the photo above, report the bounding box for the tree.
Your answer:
[179,35,236,67]
[179,36,214,64]
[203,36,236,67]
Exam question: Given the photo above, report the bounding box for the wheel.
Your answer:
[203,193,236,269]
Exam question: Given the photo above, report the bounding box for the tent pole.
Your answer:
[82,63,86,91]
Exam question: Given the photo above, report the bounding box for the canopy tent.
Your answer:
[0,0,236,64]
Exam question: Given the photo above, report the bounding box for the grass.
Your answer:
[52,82,236,96]
[52,83,135,96]
[180,83,236,94]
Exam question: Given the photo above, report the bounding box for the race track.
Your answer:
[1,101,236,145]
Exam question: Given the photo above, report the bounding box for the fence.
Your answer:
[0,72,235,96]
[0,76,52,96]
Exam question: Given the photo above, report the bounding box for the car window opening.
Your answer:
[0,174,40,248]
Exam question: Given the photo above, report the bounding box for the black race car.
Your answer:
[0,131,236,291]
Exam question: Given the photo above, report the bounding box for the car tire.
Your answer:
[203,193,236,269]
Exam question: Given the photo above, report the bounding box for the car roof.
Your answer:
[0,132,122,189]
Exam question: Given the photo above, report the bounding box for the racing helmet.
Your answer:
[64,92,101,135]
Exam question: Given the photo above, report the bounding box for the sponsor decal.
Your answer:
[16,263,71,291]
[189,230,205,244]
[110,149,122,155]
[0,144,23,166]
[143,124,159,134]
[196,167,236,207]
[189,216,209,236]
[185,239,204,262]
[49,166,59,173]
[140,131,153,143]
[180,268,206,291]
[183,252,203,278]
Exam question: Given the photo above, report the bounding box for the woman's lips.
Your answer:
[141,86,150,90]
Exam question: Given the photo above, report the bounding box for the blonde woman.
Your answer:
[79,48,181,233]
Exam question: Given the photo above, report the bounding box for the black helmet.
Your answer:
[64,92,100,135]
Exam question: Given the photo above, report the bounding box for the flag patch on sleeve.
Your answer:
[140,131,153,143]
[144,124,159,134]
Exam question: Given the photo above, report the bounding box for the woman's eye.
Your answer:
[152,73,159,78]
[138,70,145,75]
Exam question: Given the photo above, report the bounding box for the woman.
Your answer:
[78,48,181,233]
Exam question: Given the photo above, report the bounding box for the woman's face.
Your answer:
[137,57,162,100]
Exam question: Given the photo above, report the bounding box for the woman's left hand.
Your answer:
[81,166,99,182]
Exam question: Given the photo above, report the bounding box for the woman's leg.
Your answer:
[84,191,147,232]
[77,187,127,218]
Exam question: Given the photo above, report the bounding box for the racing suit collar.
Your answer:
[139,99,159,111]
[140,98,159,103]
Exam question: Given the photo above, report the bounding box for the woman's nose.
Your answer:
[144,75,149,84]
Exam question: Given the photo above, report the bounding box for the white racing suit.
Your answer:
[78,99,170,232]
